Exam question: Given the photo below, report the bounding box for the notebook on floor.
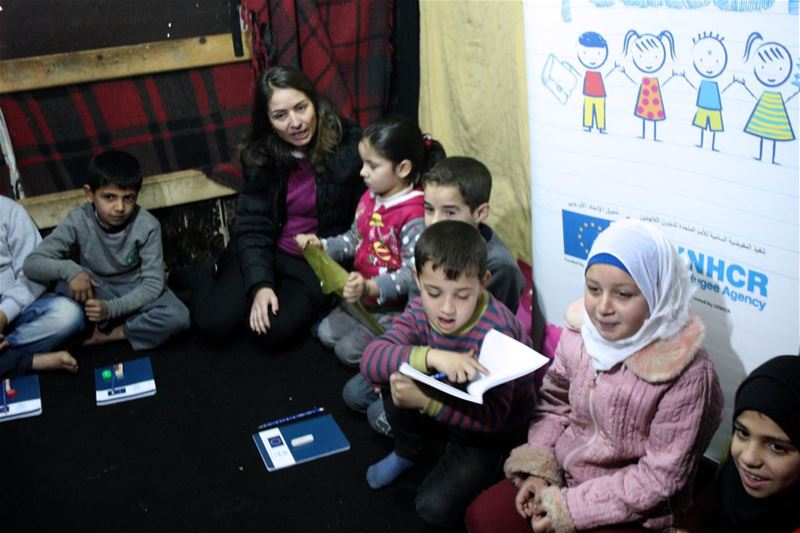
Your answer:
[0,375,42,422]
[94,357,156,406]
[253,412,350,472]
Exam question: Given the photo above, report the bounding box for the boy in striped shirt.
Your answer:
[360,220,537,529]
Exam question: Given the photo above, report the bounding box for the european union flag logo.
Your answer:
[562,210,611,260]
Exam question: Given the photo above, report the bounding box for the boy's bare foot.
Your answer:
[31,351,79,372]
[82,325,126,346]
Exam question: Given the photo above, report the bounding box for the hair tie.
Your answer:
[422,134,433,150]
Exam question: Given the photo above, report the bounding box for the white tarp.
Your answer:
[524,0,799,457]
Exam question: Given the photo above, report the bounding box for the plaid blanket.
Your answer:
[0,62,252,197]
[1,0,393,198]
[243,0,393,128]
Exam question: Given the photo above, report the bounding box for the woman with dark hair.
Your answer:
[186,66,363,347]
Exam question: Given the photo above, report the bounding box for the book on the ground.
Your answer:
[253,411,350,472]
[399,329,550,404]
[0,374,42,422]
[94,357,156,406]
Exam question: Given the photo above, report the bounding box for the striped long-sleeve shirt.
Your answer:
[360,292,538,433]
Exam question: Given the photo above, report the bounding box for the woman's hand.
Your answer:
[515,476,547,518]
[250,287,279,334]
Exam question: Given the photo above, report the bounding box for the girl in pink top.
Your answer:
[465,219,723,533]
[295,115,445,367]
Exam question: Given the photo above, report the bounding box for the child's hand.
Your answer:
[531,494,554,533]
[515,476,548,518]
[389,372,430,410]
[250,287,279,334]
[343,272,370,303]
[84,299,109,322]
[69,272,99,303]
[294,233,324,251]
[426,348,489,383]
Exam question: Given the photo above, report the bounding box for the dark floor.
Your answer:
[0,327,720,532]
[0,331,446,532]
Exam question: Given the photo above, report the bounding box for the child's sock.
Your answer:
[366,451,414,489]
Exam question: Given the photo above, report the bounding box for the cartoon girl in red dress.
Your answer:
[619,30,677,141]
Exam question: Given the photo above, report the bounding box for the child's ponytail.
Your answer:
[420,134,446,180]
[363,115,446,187]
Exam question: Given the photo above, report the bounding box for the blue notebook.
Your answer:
[0,375,42,422]
[94,357,156,406]
[253,413,350,471]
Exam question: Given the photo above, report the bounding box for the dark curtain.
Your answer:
[242,0,394,128]
[387,0,420,121]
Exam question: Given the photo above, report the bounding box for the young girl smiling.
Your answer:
[466,219,724,533]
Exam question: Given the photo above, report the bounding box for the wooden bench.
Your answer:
[19,171,238,269]
[5,31,250,267]
[19,169,236,230]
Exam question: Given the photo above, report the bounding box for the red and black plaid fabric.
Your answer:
[0,62,252,197]
[243,0,393,128]
[1,0,394,198]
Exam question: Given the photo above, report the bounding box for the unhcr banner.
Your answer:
[524,0,798,457]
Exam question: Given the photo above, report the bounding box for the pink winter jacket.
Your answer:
[504,300,723,532]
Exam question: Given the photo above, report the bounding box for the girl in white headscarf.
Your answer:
[466,219,724,533]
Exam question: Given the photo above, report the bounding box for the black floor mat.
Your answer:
[0,331,445,532]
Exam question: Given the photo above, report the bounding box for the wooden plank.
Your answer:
[0,0,231,60]
[19,170,236,229]
[0,32,252,94]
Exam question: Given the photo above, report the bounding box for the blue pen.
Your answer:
[431,372,447,381]
[258,406,325,431]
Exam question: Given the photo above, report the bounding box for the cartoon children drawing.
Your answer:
[617,30,677,141]
[737,32,798,165]
[577,31,612,133]
[682,32,732,151]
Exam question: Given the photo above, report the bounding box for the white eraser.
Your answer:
[290,434,314,447]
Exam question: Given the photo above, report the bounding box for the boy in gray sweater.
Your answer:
[24,150,189,350]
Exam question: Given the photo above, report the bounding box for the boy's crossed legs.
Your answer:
[57,277,189,350]
[2,295,84,376]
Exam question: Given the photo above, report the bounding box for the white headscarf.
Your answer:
[581,219,695,371]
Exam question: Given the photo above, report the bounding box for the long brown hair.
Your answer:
[241,66,343,171]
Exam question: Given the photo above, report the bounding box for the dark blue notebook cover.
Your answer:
[94,357,156,406]
[0,374,42,422]
[252,413,350,471]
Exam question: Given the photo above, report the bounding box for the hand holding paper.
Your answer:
[400,329,549,404]
[426,348,488,384]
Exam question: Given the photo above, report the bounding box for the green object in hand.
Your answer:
[302,245,386,336]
